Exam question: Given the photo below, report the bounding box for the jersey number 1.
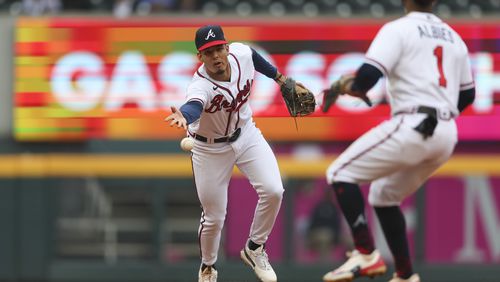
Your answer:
[433,46,447,88]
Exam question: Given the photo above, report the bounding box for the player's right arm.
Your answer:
[457,42,475,112]
[165,82,207,130]
[164,100,204,130]
[340,64,383,104]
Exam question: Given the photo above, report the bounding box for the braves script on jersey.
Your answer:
[186,42,284,268]
[187,42,254,139]
[326,11,474,206]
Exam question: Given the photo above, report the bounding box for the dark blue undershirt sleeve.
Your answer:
[458,88,475,112]
[180,100,203,125]
[351,63,384,93]
[251,48,277,79]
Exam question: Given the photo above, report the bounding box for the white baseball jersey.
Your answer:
[185,42,284,267]
[365,11,474,115]
[327,12,474,206]
[186,42,254,139]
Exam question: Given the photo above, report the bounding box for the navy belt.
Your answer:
[190,128,241,143]
[395,106,452,139]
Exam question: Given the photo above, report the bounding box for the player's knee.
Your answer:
[203,215,226,231]
[262,184,284,203]
[326,166,337,184]
[201,208,226,227]
[270,187,284,203]
[214,218,225,231]
[328,172,357,186]
[368,189,403,206]
[326,165,352,185]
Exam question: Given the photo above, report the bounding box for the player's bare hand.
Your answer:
[165,106,187,130]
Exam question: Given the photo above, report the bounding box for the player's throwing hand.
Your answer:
[165,106,187,130]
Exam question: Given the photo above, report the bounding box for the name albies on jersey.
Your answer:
[364,11,474,115]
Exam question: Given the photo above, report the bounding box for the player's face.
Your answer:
[198,44,230,79]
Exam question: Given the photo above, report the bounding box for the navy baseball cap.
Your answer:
[195,25,227,51]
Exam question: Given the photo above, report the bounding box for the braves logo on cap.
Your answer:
[205,29,216,40]
[195,25,228,51]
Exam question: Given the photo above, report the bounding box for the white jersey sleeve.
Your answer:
[185,78,209,106]
[365,22,403,75]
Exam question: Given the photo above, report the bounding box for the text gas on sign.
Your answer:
[50,50,498,114]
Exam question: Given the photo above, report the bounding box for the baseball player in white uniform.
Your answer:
[321,1,475,282]
[166,25,303,282]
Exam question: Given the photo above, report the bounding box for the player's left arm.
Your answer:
[457,45,475,113]
[251,48,279,80]
[250,47,301,87]
[457,88,475,113]
[251,47,316,116]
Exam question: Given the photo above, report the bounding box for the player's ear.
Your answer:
[197,52,202,62]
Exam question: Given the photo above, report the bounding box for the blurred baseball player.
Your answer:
[321,0,475,282]
[165,25,313,282]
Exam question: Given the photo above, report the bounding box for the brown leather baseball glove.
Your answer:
[280,77,316,117]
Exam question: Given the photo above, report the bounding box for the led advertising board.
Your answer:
[14,18,500,141]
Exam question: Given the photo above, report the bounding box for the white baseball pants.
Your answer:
[327,113,457,206]
[191,124,284,266]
